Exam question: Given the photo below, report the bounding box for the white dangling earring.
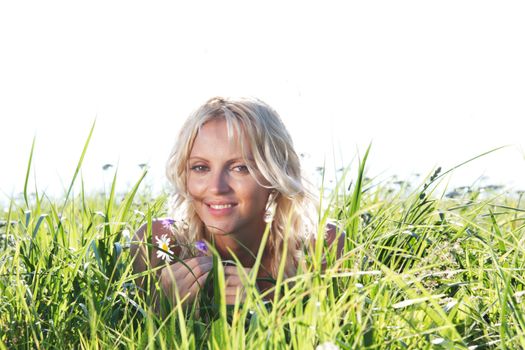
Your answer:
[263,191,278,224]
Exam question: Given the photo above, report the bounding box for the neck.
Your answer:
[210,233,261,266]
[212,234,275,282]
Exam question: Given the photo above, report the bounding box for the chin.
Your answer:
[204,223,236,236]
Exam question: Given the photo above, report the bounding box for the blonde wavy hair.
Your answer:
[166,96,317,278]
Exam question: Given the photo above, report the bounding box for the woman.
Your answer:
[131,97,343,307]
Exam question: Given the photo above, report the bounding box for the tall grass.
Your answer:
[1,134,524,349]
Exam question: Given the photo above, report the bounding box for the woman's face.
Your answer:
[187,117,271,240]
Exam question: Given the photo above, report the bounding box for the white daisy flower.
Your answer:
[155,234,173,262]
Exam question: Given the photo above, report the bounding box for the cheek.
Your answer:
[244,186,270,210]
[187,176,205,198]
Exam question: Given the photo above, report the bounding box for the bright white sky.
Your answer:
[1,1,524,203]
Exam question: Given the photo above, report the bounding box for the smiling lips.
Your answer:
[205,201,238,215]
[209,204,233,209]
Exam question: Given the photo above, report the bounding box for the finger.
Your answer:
[160,268,191,302]
[160,260,212,305]
[163,262,194,282]
[182,261,213,281]
[224,285,244,296]
[225,295,236,305]
[182,263,213,289]
[224,287,247,304]
[225,295,243,305]
[161,265,181,285]
[225,274,242,287]
[188,271,211,296]
[223,266,252,276]
[171,258,213,281]
[179,256,213,270]
[172,271,210,304]
[161,260,212,295]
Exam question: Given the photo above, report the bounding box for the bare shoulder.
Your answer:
[324,222,345,258]
[131,218,181,268]
[134,219,176,242]
[306,222,345,257]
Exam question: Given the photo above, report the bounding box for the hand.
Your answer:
[160,256,213,306]
[223,265,252,305]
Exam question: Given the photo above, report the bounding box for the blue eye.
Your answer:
[190,165,209,172]
[232,165,249,173]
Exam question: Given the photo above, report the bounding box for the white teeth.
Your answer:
[210,204,233,209]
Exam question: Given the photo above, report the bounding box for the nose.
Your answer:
[209,169,231,194]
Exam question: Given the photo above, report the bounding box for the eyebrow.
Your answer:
[188,156,255,162]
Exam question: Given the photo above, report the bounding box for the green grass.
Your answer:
[1,136,525,349]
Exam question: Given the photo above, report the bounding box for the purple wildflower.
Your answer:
[195,240,208,254]
[161,218,176,229]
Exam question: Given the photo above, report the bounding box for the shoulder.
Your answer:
[324,222,342,243]
[324,222,345,258]
[133,218,182,256]
[130,218,182,288]
[305,222,345,257]
[135,218,175,241]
